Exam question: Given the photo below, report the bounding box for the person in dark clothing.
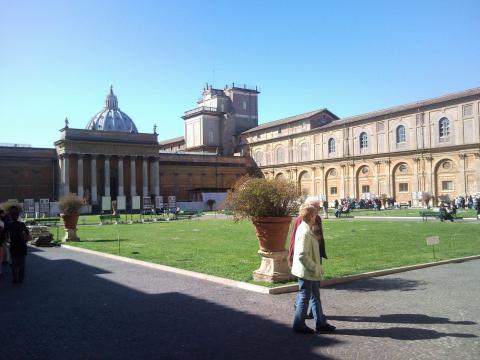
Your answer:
[5,206,29,284]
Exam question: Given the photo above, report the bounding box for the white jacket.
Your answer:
[291,221,323,280]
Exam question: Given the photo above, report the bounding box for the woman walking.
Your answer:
[291,205,335,334]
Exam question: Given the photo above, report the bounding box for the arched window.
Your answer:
[328,138,336,153]
[396,125,406,143]
[254,150,264,166]
[439,118,450,138]
[360,132,368,149]
[300,143,309,161]
[275,146,285,164]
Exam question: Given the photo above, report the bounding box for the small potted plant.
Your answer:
[58,193,84,241]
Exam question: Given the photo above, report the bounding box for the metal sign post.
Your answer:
[426,236,440,261]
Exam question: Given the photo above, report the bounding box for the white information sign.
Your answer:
[24,199,35,213]
[143,196,152,210]
[102,196,112,211]
[116,196,126,210]
[39,198,50,215]
[155,196,164,209]
[131,196,141,210]
[168,196,176,210]
[426,236,440,246]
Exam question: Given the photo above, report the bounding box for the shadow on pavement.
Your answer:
[334,327,477,341]
[327,277,427,292]
[0,251,341,360]
[329,314,476,326]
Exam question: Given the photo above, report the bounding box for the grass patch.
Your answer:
[335,208,478,218]
[58,219,480,285]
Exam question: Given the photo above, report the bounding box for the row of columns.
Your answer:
[59,154,160,203]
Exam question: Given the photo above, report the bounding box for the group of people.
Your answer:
[0,206,30,284]
[454,195,480,213]
[288,197,336,334]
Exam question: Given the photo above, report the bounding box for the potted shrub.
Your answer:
[225,176,300,282]
[226,176,300,251]
[58,193,84,241]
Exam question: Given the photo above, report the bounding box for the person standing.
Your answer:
[322,200,329,219]
[291,205,335,334]
[5,206,30,284]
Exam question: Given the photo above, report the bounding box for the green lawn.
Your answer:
[59,218,480,285]
[331,208,478,218]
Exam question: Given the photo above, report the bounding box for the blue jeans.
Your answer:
[293,278,326,330]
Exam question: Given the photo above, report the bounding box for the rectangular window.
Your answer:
[278,128,282,134]
[242,101,247,111]
[330,187,337,195]
[399,183,409,192]
[361,185,370,193]
[442,181,453,191]
[208,131,214,143]
[463,104,473,117]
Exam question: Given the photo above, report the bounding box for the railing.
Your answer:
[0,143,32,147]
[184,106,221,116]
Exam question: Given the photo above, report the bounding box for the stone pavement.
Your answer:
[0,247,478,360]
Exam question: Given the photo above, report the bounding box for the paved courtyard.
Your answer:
[1,247,478,359]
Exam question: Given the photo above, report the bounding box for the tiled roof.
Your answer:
[242,108,336,134]
[158,136,185,146]
[242,87,480,136]
[322,86,480,130]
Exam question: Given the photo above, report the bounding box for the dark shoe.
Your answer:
[316,323,336,333]
[293,326,315,334]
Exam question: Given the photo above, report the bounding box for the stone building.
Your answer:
[241,87,480,205]
[1,84,479,210]
[0,86,252,210]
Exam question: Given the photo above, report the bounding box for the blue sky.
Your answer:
[1,0,479,148]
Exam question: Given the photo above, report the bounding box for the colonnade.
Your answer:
[58,154,160,203]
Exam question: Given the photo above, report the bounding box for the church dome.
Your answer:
[85,86,138,133]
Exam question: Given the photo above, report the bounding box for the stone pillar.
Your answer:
[350,163,356,198]
[117,156,124,196]
[412,158,420,194]
[130,156,137,196]
[458,154,467,196]
[153,159,160,196]
[91,155,98,204]
[425,156,434,195]
[77,155,84,198]
[374,161,380,196]
[319,165,325,197]
[385,160,392,197]
[340,164,346,198]
[311,167,316,195]
[475,153,480,193]
[104,156,110,197]
[61,155,70,196]
[142,157,148,197]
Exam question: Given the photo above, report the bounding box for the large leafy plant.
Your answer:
[225,176,301,221]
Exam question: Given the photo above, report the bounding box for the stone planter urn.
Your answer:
[61,213,80,241]
[251,216,293,283]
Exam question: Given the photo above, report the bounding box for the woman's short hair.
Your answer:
[300,204,317,222]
